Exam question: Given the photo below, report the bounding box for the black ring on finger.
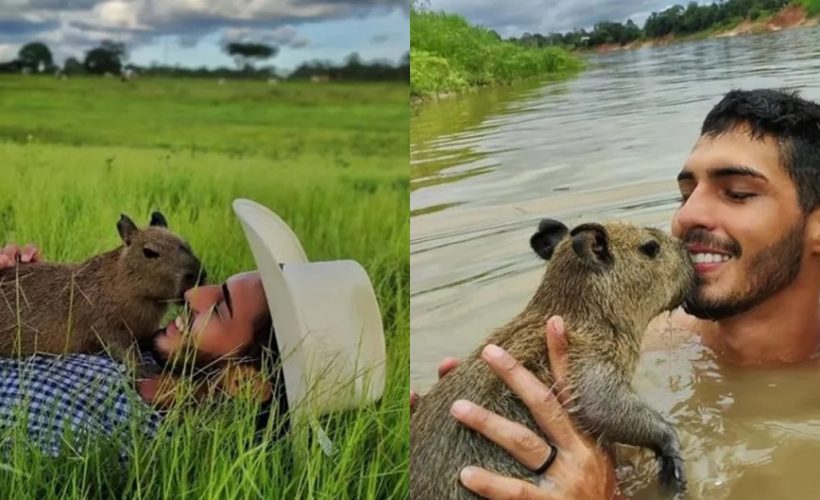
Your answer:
[533,444,558,475]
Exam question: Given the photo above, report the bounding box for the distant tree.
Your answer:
[63,57,83,75]
[513,0,792,50]
[223,42,277,71]
[342,52,364,80]
[101,40,127,61]
[680,1,705,34]
[624,19,641,41]
[18,42,53,72]
[345,52,362,67]
[84,40,127,75]
[0,60,23,74]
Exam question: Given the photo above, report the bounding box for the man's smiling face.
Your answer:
[153,271,268,365]
[671,123,807,320]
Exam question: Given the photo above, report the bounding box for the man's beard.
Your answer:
[683,219,805,321]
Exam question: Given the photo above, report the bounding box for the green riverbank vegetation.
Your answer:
[797,0,820,16]
[410,2,582,97]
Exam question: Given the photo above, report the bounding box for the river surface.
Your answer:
[410,27,820,499]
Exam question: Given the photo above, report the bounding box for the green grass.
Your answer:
[0,75,408,499]
[410,7,582,96]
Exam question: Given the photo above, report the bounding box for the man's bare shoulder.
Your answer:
[642,309,703,352]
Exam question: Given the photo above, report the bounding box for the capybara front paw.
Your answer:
[658,452,686,495]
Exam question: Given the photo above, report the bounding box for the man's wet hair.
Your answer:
[701,88,820,213]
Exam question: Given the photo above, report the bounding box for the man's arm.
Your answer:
[0,354,160,457]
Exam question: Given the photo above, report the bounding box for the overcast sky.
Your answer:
[0,0,409,71]
[425,0,707,38]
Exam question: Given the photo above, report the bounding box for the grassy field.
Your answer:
[0,75,408,499]
[410,6,582,97]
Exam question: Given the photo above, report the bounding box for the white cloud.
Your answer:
[0,0,404,62]
[93,0,145,30]
[0,43,19,61]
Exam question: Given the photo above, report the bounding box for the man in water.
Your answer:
[418,88,820,498]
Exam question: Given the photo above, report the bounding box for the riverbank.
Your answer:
[410,8,582,98]
[594,3,818,54]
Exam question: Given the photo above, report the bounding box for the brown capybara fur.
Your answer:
[411,219,695,498]
[0,212,206,365]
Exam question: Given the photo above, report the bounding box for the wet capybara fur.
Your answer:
[0,212,206,365]
[411,219,695,498]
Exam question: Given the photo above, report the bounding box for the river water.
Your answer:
[411,27,820,499]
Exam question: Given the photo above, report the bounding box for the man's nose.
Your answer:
[673,188,717,235]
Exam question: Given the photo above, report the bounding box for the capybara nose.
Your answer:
[183,267,206,288]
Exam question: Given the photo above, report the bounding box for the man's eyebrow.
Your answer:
[677,166,768,182]
[222,283,233,318]
[677,170,694,182]
[710,166,768,181]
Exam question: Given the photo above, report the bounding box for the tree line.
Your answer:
[0,39,410,82]
[509,0,792,49]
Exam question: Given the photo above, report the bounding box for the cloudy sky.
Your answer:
[426,0,705,38]
[0,0,409,71]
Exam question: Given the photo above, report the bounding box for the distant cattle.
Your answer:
[120,68,136,82]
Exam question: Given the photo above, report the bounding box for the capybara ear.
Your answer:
[570,223,612,270]
[150,211,168,228]
[117,214,139,245]
[530,219,569,260]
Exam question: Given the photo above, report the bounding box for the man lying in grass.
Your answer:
[0,199,386,456]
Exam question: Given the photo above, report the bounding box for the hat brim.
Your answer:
[232,199,386,420]
[232,199,308,265]
[233,199,306,415]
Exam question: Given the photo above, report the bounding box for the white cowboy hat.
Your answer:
[232,198,386,421]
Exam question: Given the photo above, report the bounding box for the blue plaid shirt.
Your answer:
[0,354,161,457]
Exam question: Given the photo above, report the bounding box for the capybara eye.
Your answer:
[639,240,660,259]
[143,247,160,259]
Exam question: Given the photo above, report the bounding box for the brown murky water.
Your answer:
[411,27,820,499]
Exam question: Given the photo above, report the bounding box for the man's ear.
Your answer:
[806,209,820,254]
